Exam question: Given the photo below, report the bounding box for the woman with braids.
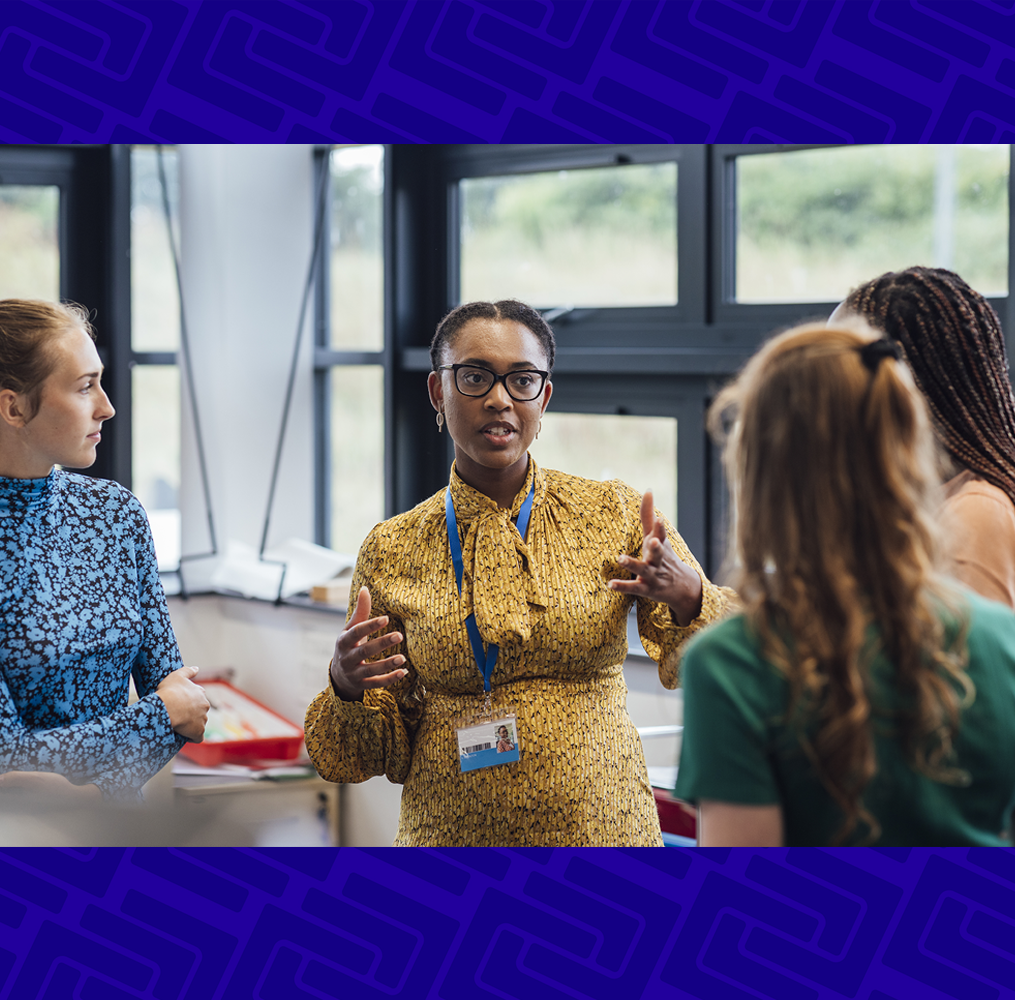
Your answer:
[306,299,734,845]
[674,321,1015,846]
[836,266,1015,609]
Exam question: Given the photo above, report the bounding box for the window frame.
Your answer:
[313,144,392,549]
[443,143,705,339]
[317,143,1015,578]
[712,142,1014,335]
[0,144,132,487]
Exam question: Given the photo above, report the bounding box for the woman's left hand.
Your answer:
[609,490,703,626]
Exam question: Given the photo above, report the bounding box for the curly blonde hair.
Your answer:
[709,321,973,844]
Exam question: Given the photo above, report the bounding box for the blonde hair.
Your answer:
[709,321,973,844]
[0,300,94,419]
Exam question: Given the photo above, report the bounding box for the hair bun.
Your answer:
[858,338,900,371]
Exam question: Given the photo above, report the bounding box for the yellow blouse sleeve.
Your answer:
[304,526,423,785]
[609,480,738,689]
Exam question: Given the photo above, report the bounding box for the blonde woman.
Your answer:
[0,300,207,801]
[675,321,1015,846]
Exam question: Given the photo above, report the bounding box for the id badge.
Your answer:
[456,713,520,772]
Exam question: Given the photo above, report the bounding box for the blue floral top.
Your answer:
[0,469,185,799]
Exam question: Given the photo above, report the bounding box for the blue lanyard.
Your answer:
[446,481,535,692]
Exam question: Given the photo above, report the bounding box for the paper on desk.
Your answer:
[209,539,356,600]
[172,759,315,779]
[172,759,256,778]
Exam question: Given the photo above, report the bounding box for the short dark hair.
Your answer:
[843,266,1015,508]
[0,299,95,419]
[429,300,556,373]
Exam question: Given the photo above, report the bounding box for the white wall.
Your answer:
[168,146,406,844]
[177,144,316,591]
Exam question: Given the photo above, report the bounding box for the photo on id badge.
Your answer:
[457,714,520,772]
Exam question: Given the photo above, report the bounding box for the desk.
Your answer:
[175,773,341,846]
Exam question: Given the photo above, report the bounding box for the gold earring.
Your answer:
[436,410,444,433]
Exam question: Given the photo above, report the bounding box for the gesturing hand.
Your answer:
[156,665,210,742]
[608,490,704,626]
[331,587,408,701]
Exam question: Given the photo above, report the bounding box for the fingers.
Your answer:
[349,586,371,627]
[640,489,667,546]
[640,490,655,538]
[360,666,409,690]
[332,600,407,698]
[350,643,406,676]
[338,613,396,651]
[607,577,649,598]
[183,664,199,679]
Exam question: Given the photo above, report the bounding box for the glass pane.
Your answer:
[132,365,181,571]
[461,162,677,308]
[330,145,384,350]
[131,146,180,351]
[330,366,384,555]
[0,186,59,300]
[528,412,677,527]
[736,144,1009,303]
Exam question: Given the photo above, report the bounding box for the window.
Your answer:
[130,146,181,572]
[529,412,678,525]
[317,145,387,556]
[324,144,1014,581]
[736,144,1009,304]
[460,161,677,308]
[328,145,384,352]
[0,185,59,300]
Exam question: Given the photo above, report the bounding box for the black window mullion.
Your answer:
[313,146,333,548]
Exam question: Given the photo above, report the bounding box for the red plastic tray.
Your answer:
[178,680,304,767]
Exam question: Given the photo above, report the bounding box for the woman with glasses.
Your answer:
[306,299,734,845]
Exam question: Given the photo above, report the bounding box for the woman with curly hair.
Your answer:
[674,320,1015,846]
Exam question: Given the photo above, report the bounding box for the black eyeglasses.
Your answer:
[436,364,549,401]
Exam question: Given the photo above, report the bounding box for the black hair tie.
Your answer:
[858,338,900,372]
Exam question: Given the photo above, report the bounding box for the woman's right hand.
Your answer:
[156,665,210,742]
[331,587,407,701]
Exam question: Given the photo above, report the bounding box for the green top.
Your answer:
[675,590,1015,846]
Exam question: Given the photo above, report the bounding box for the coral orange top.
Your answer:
[942,469,1015,610]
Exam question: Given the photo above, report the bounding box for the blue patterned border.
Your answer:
[1,847,1014,998]
[3,0,1015,995]
[1,0,1014,142]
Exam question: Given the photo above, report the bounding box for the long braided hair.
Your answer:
[842,267,1015,507]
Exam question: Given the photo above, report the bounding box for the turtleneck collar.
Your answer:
[0,468,58,515]
[447,456,546,648]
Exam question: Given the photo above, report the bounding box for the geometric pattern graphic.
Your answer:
[1,0,1015,142]
[2,847,1015,999]
[3,1,1015,995]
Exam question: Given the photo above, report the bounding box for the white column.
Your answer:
[176,144,316,592]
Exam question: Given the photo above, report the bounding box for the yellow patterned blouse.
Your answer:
[305,458,735,846]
